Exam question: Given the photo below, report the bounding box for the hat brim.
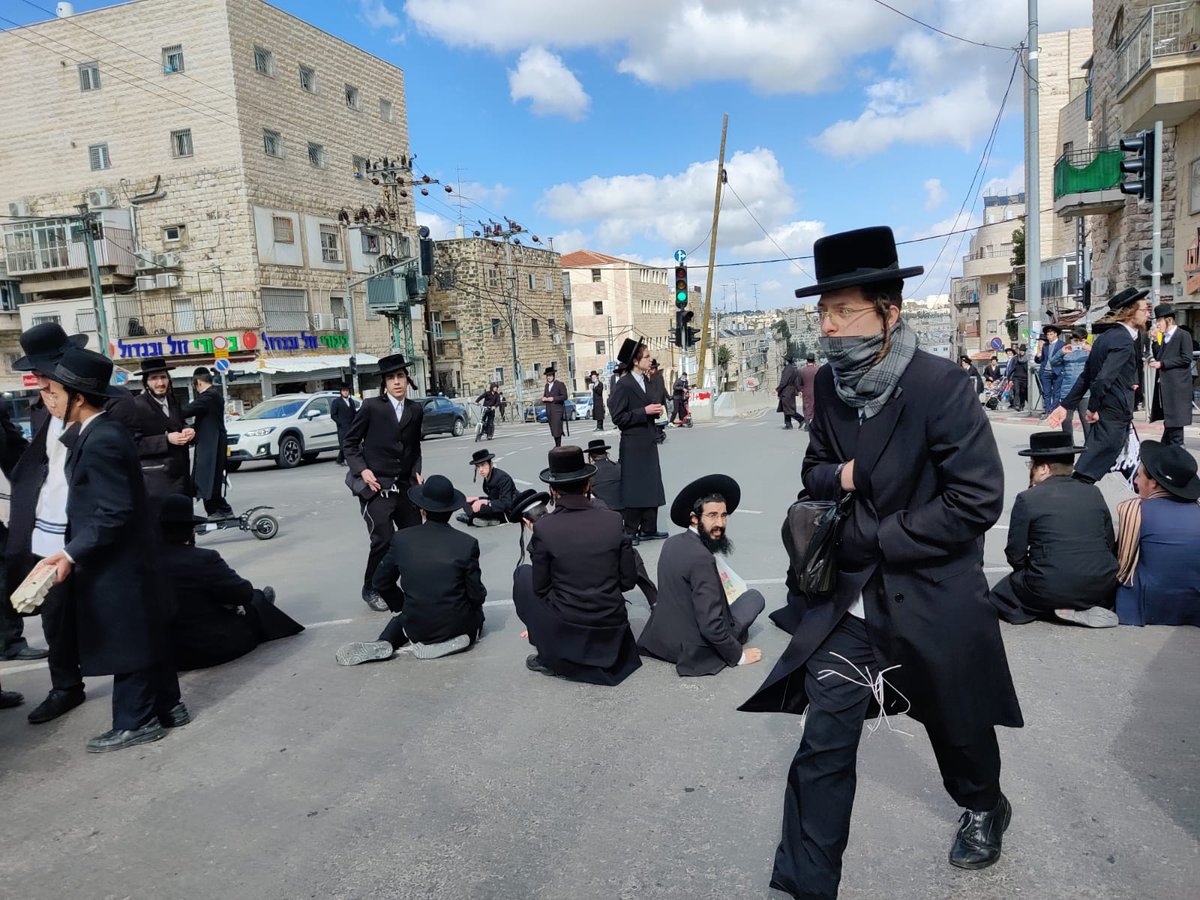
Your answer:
[538,462,597,485]
[587,443,611,454]
[507,490,551,523]
[794,265,924,299]
[1107,288,1150,312]
[406,483,466,513]
[1140,441,1200,501]
[137,365,174,377]
[1017,445,1086,457]
[670,474,741,528]
[12,333,88,372]
[470,453,496,465]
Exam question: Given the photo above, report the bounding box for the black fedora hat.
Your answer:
[539,445,596,485]
[1154,303,1177,319]
[586,438,611,455]
[469,448,496,466]
[1140,440,1200,501]
[544,366,557,376]
[50,347,124,398]
[794,226,923,299]
[160,493,206,526]
[1017,431,1085,458]
[136,356,173,377]
[378,353,411,377]
[670,474,741,528]
[1107,287,1149,312]
[14,322,88,372]
[507,488,551,524]
[615,337,645,367]
[407,474,466,513]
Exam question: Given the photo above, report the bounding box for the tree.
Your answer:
[716,344,732,370]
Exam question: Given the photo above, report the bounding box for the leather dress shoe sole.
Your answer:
[336,641,395,666]
[1055,607,1118,628]
[261,586,276,606]
[639,532,669,541]
[525,653,562,677]
[159,702,191,728]
[2,644,49,661]
[27,689,86,725]
[86,720,166,753]
[413,634,471,659]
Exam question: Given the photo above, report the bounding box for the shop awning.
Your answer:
[226,353,379,376]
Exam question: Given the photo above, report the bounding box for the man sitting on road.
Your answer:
[459,448,517,527]
[513,446,640,685]
[637,475,765,675]
[337,475,486,665]
[988,432,1118,628]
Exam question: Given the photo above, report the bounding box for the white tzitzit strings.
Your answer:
[816,652,915,737]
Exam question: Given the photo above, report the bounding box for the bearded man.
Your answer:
[129,357,193,498]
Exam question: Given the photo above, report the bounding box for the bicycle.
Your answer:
[474,404,497,442]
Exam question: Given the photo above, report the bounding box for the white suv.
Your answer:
[226,392,341,471]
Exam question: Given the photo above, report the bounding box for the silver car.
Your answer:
[225,392,341,470]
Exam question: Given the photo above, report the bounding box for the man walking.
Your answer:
[1009,344,1030,412]
[331,382,358,465]
[542,366,568,447]
[775,356,803,429]
[590,371,605,431]
[1034,325,1064,414]
[608,338,667,544]
[475,382,501,440]
[796,355,819,430]
[1149,303,1194,446]
[671,371,690,426]
[741,227,1022,899]
[1051,326,1092,442]
[183,367,233,518]
[342,354,424,612]
[128,357,193,499]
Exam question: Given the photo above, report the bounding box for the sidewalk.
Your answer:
[985,405,1200,445]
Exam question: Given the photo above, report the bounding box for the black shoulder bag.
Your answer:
[782,491,855,599]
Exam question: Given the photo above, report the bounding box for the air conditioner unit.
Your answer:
[157,252,181,268]
[1140,249,1175,278]
[135,253,158,271]
[135,275,157,291]
[7,200,30,218]
[155,273,179,289]
[334,317,349,330]
[87,188,114,209]
[312,313,333,330]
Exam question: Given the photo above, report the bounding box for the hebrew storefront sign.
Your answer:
[115,330,350,359]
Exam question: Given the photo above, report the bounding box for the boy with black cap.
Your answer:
[459,447,517,526]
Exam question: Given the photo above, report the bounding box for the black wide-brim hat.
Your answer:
[586,438,611,454]
[1154,303,1176,319]
[539,445,597,485]
[470,448,496,466]
[160,493,206,526]
[1140,440,1200,501]
[51,347,125,398]
[544,366,557,376]
[670,474,741,528]
[1107,287,1149,312]
[615,337,645,368]
[1018,431,1085,458]
[14,322,88,372]
[507,488,551,524]
[378,353,411,377]
[794,226,923,299]
[136,356,173,377]
[407,474,466,512]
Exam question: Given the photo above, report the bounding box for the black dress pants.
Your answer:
[377,611,482,649]
[41,583,84,692]
[1074,406,1131,483]
[623,507,659,537]
[111,662,181,731]
[360,486,421,592]
[1162,425,1185,446]
[771,614,1002,900]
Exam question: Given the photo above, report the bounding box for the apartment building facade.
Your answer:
[951,193,1026,355]
[0,0,420,400]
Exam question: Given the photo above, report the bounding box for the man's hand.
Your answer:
[360,468,381,492]
[1045,406,1068,429]
[1085,410,1100,424]
[182,427,196,442]
[839,459,856,492]
[471,499,488,513]
[167,431,191,445]
[1063,344,1073,354]
[739,648,763,666]
[645,403,664,416]
[1150,360,1163,369]
[414,472,424,485]
[37,552,73,585]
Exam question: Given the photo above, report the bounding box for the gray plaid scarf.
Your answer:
[819,318,918,419]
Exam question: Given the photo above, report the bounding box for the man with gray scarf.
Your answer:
[740,227,1021,900]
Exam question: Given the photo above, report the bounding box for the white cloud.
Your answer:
[507,47,591,120]
[982,163,1025,197]
[550,229,589,254]
[359,0,401,30]
[415,210,458,240]
[923,178,947,211]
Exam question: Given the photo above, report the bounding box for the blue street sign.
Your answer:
[214,357,231,374]
[990,337,1004,351]
[673,249,687,264]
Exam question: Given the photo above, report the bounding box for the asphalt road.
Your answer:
[0,412,1196,900]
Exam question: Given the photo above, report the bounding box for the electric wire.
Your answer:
[865,0,1019,51]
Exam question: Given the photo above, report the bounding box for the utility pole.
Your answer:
[607,315,614,363]
[696,113,728,393]
[1151,119,1164,303]
[503,239,524,421]
[1024,1,1041,416]
[76,204,110,356]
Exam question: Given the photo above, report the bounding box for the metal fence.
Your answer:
[1118,2,1199,91]
[112,290,260,338]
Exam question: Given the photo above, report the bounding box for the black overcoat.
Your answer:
[591,379,604,424]
[182,387,227,500]
[1150,327,1195,428]
[543,378,568,439]
[330,395,359,446]
[481,466,518,515]
[741,353,1023,742]
[64,415,164,676]
[5,408,51,587]
[776,363,800,417]
[608,373,666,508]
[129,390,192,497]
[589,457,623,510]
[342,396,423,483]
[637,530,743,676]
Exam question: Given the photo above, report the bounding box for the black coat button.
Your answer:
[893,593,904,603]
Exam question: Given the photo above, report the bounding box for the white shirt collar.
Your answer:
[1121,323,1139,340]
[387,394,406,417]
[78,410,104,434]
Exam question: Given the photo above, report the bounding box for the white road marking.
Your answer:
[513,479,533,486]
[744,578,786,585]
[737,509,764,515]
[305,618,358,629]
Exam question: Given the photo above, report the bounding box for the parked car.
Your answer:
[571,391,593,420]
[524,398,577,424]
[226,392,340,470]
[420,396,468,438]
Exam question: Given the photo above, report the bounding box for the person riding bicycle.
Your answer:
[475,384,501,439]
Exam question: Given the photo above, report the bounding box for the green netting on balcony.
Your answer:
[1054,149,1122,199]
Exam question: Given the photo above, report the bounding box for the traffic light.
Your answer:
[673,308,691,347]
[674,265,688,308]
[1119,130,1155,201]
[685,321,701,349]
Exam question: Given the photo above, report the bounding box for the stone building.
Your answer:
[950,193,1026,355]
[425,237,568,415]
[0,0,419,402]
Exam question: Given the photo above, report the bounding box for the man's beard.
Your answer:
[697,525,732,555]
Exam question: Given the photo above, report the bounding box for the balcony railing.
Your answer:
[2,220,137,277]
[1117,2,1200,92]
[112,291,260,338]
[962,245,1015,267]
[1053,147,1123,199]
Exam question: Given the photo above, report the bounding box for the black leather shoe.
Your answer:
[2,643,49,661]
[159,702,191,728]
[261,586,276,605]
[27,688,86,725]
[525,653,560,677]
[0,691,24,709]
[456,513,472,525]
[949,793,1011,869]
[640,531,669,541]
[361,587,389,612]
[86,720,166,753]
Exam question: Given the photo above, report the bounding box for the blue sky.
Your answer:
[8,0,1094,309]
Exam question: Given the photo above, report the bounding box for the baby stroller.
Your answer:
[983,377,1011,410]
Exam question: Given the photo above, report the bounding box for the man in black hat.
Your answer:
[1048,288,1152,482]
[637,475,764,675]
[740,226,1021,897]
[158,494,302,670]
[1010,344,1030,411]
[1,395,39,669]
[128,357,194,498]
[670,371,690,426]
[513,445,640,685]
[337,474,485,664]
[983,355,1002,389]
[342,353,425,611]
[1149,303,1194,446]
[459,448,517,526]
[797,355,819,430]
[34,347,186,753]
[589,370,605,431]
[1034,325,1064,414]
[988,433,1118,628]
[542,365,568,447]
[183,366,233,517]
[776,356,803,430]
[331,382,359,465]
[608,337,668,543]
[474,382,501,440]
